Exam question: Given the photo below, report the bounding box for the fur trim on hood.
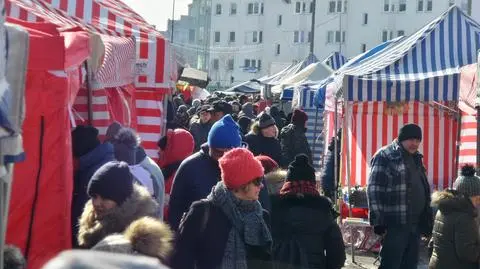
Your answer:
[249,121,279,138]
[265,169,287,194]
[92,217,173,262]
[431,190,476,216]
[78,184,159,249]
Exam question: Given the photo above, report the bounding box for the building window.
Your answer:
[294,31,300,43]
[397,30,405,37]
[258,60,262,70]
[259,31,263,43]
[327,31,334,43]
[335,31,341,43]
[244,59,251,67]
[427,0,433,11]
[328,1,336,13]
[361,43,367,52]
[213,59,219,70]
[417,0,432,11]
[188,29,195,42]
[248,2,262,15]
[382,30,394,41]
[295,1,302,13]
[417,0,424,11]
[276,44,281,55]
[309,1,314,13]
[230,3,237,15]
[215,31,221,43]
[227,59,234,70]
[253,31,258,43]
[308,31,312,42]
[278,15,283,26]
[229,31,236,42]
[363,13,368,25]
[399,0,407,12]
[328,0,347,13]
[216,4,222,15]
[327,30,345,44]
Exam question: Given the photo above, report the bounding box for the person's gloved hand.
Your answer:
[374,225,387,236]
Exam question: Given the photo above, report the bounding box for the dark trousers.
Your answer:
[379,225,420,269]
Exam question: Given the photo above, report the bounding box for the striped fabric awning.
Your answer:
[42,0,175,90]
[458,113,476,166]
[323,52,346,71]
[342,102,458,190]
[34,0,175,159]
[342,5,480,102]
[344,68,461,102]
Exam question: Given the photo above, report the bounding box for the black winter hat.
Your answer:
[287,154,316,182]
[87,161,134,205]
[257,112,276,129]
[72,125,100,158]
[398,123,422,142]
[213,101,233,115]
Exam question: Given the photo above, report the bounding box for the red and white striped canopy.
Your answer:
[342,102,458,190]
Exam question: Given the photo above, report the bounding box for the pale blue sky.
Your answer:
[122,0,193,31]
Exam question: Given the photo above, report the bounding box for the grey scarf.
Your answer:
[207,182,272,269]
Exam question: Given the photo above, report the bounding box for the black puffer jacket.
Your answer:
[270,195,345,269]
[245,122,285,167]
[429,190,480,269]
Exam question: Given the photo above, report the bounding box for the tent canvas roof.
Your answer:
[342,5,480,102]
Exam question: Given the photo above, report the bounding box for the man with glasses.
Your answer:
[167,115,242,230]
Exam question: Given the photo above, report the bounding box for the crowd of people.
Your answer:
[3,92,345,269]
[5,93,480,269]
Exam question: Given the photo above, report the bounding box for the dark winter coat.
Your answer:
[320,139,341,200]
[167,144,271,230]
[170,200,272,269]
[429,191,480,269]
[167,144,221,231]
[245,122,285,167]
[189,120,213,151]
[367,140,433,235]
[279,124,312,167]
[72,142,115,247]
[270,195,346,269]
[77,184,159,249]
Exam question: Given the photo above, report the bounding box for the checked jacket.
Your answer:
[366,140,432,230]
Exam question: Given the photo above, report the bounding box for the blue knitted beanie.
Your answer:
[208,115,242,149]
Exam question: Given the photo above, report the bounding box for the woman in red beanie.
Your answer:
[171,148,273,269]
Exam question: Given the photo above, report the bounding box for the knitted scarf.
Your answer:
[207,182,272,269]
[280,180,319,197]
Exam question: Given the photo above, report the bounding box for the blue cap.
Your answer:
[208,115,242,149]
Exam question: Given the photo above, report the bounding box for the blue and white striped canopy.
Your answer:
[323,52,347,71]
[343,5,480,102]
[313,36,405,107]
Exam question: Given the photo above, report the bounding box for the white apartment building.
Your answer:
[166,0,472,89]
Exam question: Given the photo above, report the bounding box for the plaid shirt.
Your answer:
[367,140,429,227]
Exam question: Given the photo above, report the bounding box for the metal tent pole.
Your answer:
[333,98,338,202]
[312,105,319,168]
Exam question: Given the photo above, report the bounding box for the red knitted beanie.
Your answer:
[255,155,279,174]
[219,148,264,189]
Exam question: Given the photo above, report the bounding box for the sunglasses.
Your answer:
[251,177,263,187]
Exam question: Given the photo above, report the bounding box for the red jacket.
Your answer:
[157,129,194,219]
